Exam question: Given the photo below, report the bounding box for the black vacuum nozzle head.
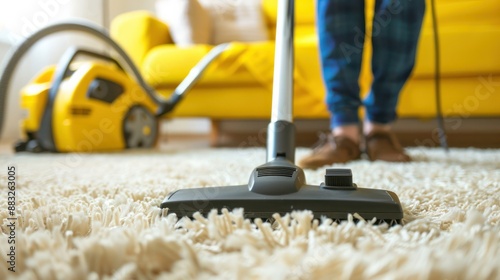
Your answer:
[160,166,403,225]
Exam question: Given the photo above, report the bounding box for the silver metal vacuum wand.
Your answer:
[267,0,296,163]
[271,0,294,124]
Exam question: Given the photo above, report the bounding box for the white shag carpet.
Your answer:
[0,146,499,280]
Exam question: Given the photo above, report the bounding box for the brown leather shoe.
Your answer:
[298,135,361,169]
[365,131,411,162]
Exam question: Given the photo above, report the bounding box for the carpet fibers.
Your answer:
[0,147,499,279]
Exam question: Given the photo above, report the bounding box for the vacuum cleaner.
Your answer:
[160,0,404,224]
[0,22,229,152]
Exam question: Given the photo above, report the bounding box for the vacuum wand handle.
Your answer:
[271,0,294,123]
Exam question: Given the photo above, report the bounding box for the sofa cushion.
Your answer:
[142,43,262,88]
[111,11,172,67]
[198,0,269,44]
[155,0,213,46]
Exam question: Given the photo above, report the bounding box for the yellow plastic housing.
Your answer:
[20,62,157,152]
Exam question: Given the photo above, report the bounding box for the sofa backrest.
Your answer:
[261,0,316,39]
[261,0,500,37]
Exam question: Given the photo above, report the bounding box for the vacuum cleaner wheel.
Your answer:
[123,105,158,148]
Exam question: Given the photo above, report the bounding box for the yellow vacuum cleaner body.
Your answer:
[19,54,158,152]
[0,22,229,153]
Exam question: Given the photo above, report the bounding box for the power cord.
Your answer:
[430,0,449,152]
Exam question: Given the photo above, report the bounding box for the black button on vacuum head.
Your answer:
[323,168,356,190]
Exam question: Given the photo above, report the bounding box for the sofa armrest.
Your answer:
[110,11,173,67]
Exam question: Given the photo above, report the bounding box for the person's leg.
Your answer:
[363,0,425,161]
[317,0,366,143]
[299,0,365,169]
[364,0,425,130]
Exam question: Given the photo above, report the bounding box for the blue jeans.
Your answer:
[316,0,426,129]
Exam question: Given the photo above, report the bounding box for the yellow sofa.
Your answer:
[110,0,500,124]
